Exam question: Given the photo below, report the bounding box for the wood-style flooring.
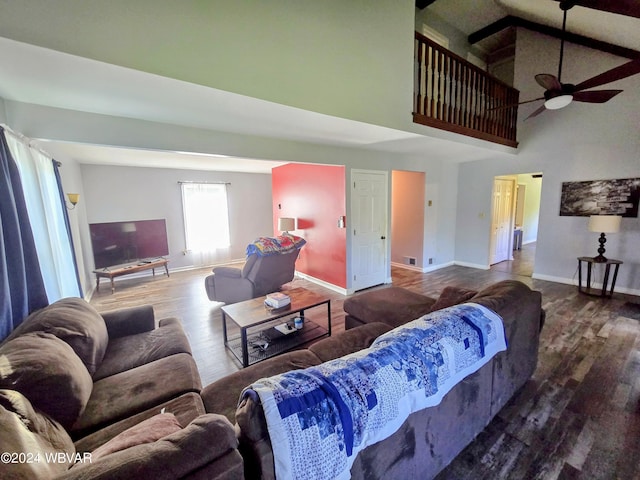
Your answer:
[89,248,640,479]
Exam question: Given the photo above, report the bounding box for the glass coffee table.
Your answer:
[221,287,331,367]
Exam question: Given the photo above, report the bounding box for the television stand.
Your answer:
[93,258,169,294]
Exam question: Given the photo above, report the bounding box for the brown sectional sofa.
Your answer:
[1,279,543,480]
[0,298,243,480]
[201,280,544,479]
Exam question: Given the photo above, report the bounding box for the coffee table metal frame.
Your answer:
[221,289,331,367]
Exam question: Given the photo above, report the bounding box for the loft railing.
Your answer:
[413,32,519,147]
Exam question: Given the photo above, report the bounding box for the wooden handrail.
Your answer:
[413,32,519,147]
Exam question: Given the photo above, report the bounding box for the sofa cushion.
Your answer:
[0,332,93,429]
[60,414,241,480]
[308,322,392,362]
[201,350,321,423]
[91,413,183,461]
[6,297,108,376]
[74,392,206,453]
[343,287,436,328]
[429,286,478,312]
[0,389,76,480]
[93,317,193,380]
[71,353,202,439]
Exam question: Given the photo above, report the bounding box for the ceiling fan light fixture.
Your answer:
[544,94,573,110]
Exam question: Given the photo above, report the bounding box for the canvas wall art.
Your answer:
[559,177,640,217]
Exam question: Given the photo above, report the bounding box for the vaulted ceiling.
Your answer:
[420,0,640,59]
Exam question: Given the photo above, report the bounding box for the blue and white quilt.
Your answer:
[241,303,507,480]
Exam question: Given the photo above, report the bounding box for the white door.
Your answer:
[351,170,388,291]
[490,177,515,265]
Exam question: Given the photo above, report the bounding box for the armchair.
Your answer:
[205,235,305,304]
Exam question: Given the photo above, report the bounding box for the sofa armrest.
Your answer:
[212,266,243,278]
[208,274,255,304]
[58,414,242,480]
[101,305,155,339]
[235,392,275,480]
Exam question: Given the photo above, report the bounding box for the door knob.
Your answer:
[381,236,386,240]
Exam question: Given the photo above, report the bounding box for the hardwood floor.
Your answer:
[491,241,536,277]
[89,259,640,479]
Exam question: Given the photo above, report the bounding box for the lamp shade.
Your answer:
[66,193,80,205]
[588,215,621,233]
[278,217,296,232]
[544,94,573,110]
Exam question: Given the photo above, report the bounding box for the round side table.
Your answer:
[577,256,622,298]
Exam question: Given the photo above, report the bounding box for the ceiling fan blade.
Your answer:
[525,104,547,121]
[573,89,623,103]
[574,58,640,91]
[535,74,562,91]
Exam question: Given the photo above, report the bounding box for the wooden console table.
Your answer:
[93,258,169,293]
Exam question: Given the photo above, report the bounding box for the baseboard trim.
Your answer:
[423,261,455,273]
[294,271,350,295]
[532,273,640,297]
[454,261,491,270]
[391,262,423,272]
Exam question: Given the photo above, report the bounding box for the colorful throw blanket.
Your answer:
[246,234,306,257]
[241,303,507,480]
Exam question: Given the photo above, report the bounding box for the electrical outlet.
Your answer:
[428,258,433,265]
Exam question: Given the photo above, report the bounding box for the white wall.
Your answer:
[4,100,460,292]
[80,164,273,268]
[0,0,415,133]
[455,29,640,294]
[56,158,92,294]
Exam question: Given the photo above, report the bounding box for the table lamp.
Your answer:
[588,215,621,263]
[278,217,296,234]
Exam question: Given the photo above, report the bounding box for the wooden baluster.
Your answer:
[424,43,430,116]
[446,56,452,123]
[471,70,477,130]
[435,48,440,120]
[416,40,423,115]
[452,59,459,125]
[461,65,469,127]
[429,45,436,118]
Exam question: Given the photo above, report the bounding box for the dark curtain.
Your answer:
[0,127,48,341]
[53,160,82,296]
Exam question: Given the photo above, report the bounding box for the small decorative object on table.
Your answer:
[265,292,290,309]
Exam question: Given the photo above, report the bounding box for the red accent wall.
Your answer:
[272,163,346,288]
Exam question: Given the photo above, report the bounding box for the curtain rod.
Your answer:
[1,124,58,162]
[178,181,231,185]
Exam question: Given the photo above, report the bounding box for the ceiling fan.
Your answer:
[509,0,640,120]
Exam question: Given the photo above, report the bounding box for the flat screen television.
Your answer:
[90,219,169,269]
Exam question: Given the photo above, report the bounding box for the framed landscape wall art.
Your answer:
[559,177,640,217]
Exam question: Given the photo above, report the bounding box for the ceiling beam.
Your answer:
[415,0,437,10]
[468,15,640,60]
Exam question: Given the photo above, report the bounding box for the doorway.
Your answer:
[489,172,542,276]
[490,176,516,265]
[351,169,389,291]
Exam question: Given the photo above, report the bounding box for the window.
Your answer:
[4,130,80,301]
[180,182,230,265]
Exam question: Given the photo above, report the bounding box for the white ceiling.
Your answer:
[1,1,638,173]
